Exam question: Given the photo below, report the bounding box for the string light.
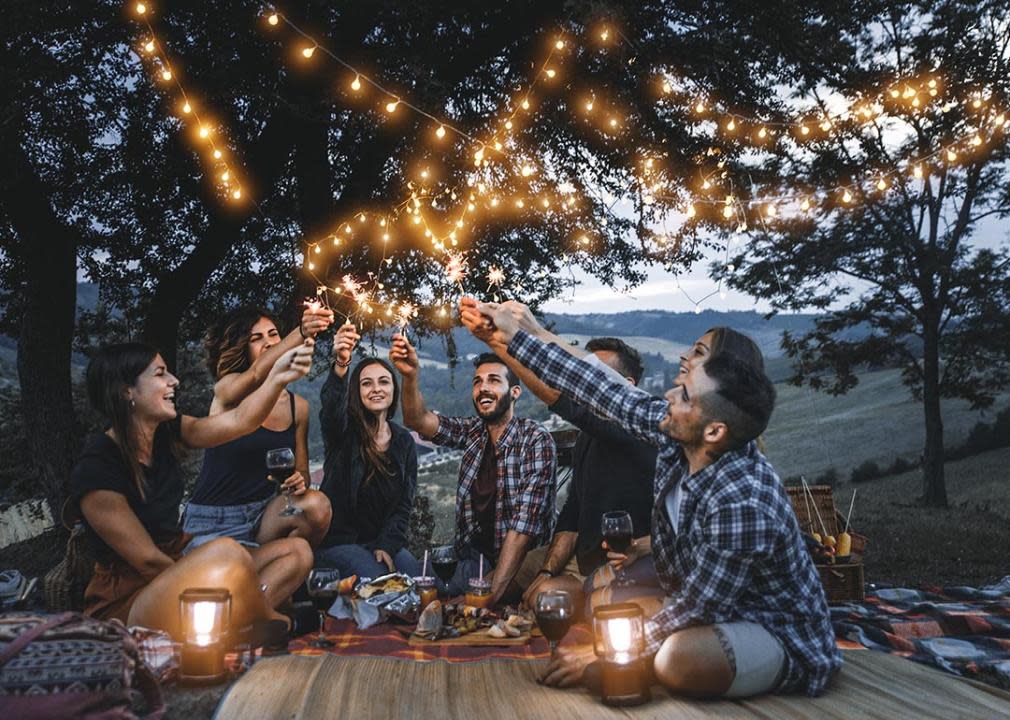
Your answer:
[351,74,361,91]
[135,2,146,14]
[385,99,399,113]
[435,125,446,138]
[267,12,279,26]
[302,45,316,59]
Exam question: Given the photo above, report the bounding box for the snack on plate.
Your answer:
[356,573,412,599]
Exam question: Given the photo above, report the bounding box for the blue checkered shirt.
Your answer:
[508,331,841,696]
[431,414,556,556]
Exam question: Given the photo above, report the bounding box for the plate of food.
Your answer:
[408,602,537,646]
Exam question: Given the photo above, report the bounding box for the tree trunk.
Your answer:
[921,315,947,507]
[3,138,80,520]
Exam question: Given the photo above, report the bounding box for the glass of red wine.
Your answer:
[602,511,634,555]
[306,568,341,648]
[535,590,573,656]
[430,544,458,597]
[266,447,302,517]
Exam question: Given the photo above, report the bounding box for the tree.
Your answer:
[724,0,1010,506]
[1,0,861,516]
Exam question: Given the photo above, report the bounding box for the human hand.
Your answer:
[539,642,596,688]
[389,333,419,376]
[301,305,335,338]
[459,297,495,344]
[374,549,394,573]
[332,323,360,367]
[269,340,315,385]
[604,536,649,571]
[521,570,552,609]
[280,471,308,496]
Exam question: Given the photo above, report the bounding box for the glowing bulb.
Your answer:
[521,99,530,110]
[758,127,767,139]
[412,215,421,225]
[382,232,389,241]
[555,39,565,49]
[490,197,499,207]
[212,149,222,159]
[385,99,399,113]
[842,189,852,203]
[344,224,352,233]
[505,119,513,130]
[198,126,209,138]
[609,117,618,128]
[267,13,279,25]
[946,148,957,162]
[351,75,361,91]
[694,304,702,314]
[701,179,712,190]
[995,114,1006,126]
[516,199,525,208]
[456,219,464,228]
[889,88,900,98]
[435,125,446,138]
[800,198,811,211]
[144,40,155,53]
[313,245,320,254]
[161,69,172,81]
[686,204,696,218]
[972,98,982,108]
[220,170,230,182]
[494,141,502,150]
[722,205,734,219]
[928,79,937,88]
[600,29,609,41]
[135,2,147,15]
[302,46,316,58]
[521,165,534,177]
[545,68,556,78]
[308,261,315,270]
[877,178,887,191]
[913,164,923,178]
[474,147,485,163]
[182,101,191,114]
[585,100,594,112]
[358,213,366,223]
[820,119,832,131]
[579,234,589,245]
[726,119,736,132]
[799,124,810,136]
[420,169,429,179]
[765,204,776,217]
[232,188,242,200]
[541,197,550,208]
[972,134,983,146]
[695,101,705,113]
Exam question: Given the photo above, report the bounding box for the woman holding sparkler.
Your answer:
[315,322,421,578]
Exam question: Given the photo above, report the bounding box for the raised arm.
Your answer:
[181,341,315,449]
[461,299,668,447]
[213,305,333,409]
[319,323,360,444]
[389,333,440,439]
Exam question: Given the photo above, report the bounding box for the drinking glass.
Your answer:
[601,511,634,554]
[266,447,302,517]
[430,544,458,595]
[306,568,341,648]
[535,590,574,656]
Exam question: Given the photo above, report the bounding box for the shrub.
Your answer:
[850,460,882,484]
[815,468,839,488]
[886,456,916,476]
[407,492,435,559]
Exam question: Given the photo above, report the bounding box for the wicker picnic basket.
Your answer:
[786,485,868,604]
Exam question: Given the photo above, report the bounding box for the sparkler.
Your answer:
[486,265,506,302]
[444,252,468,294]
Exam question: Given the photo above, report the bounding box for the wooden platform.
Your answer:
[213,650,1010,719]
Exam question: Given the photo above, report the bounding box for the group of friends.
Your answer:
[71,296,841,699]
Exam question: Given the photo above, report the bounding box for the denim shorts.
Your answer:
[181,496,273,554]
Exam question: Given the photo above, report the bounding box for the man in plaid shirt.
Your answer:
[460,299,840,698]
[390,332,556,602]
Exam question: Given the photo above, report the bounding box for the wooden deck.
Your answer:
[214,650,1010,719]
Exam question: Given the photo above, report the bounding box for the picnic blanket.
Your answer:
[287,617,575,662]
[832,575,1010,690]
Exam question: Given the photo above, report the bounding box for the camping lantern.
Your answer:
[179,587,231,684]
[593,603,651,706]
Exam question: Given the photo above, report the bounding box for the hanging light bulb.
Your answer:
[722,204,734,219]
[198,125,209,139]
[946,148,957,162]
[701,179,712,190]
[545,68,556,79]
[231,188,242,200]
[600,28,609,41]
[913,164,924,178]
[505,119,513,130]
[842,189,853,203]
[799,124,810,136]
[220,170,230,182]
[385,99,399,113]
[182,101,192,114]
[351,75,361,91]
[135,2,147,14]
[758,127,767,139]
[435,125,446,139]
[494,141,502,150]
[161,69,172,81]
[800,197,811,212]
[302,46,316,58]
[521,99,530,110]
[726,119,736,132]
[972,134,983,146]
[555,39,565,49]
[521,165,534,177]
[661,80,672,93]
[585,99,594,112]
[212,149,222,159]
[609,117,619,128]
[686,204,696,218]
[267,12,279,25]
[765,204,776,217]
[877,178,888,191]
[695,101,705,113]
[144,40,155,53]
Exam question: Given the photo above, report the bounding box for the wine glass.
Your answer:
[430,544,458,596]
[266,447,302,517]
[601,511,634,554]
[535,590,573,656]
[306,568,341,648]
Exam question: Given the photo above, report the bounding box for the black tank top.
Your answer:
[189,392,297,506]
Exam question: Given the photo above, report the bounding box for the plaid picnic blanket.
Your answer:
[286,618,592,662]
[831,576,1010,690]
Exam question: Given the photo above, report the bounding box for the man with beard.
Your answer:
[391,333,556,602]
[459,299,839,699]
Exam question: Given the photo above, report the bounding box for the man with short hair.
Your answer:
[459,298,840,699]
[390,334,556,602]
[471,328,657,616]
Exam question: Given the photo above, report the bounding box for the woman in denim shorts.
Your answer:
[183,305,334,568]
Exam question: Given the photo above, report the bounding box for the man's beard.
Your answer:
[474,391,513,424]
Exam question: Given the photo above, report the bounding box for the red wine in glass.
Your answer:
[602,511,634,554]
[306,568,340,648]
[431,545,458,589]
[535,590,573,654]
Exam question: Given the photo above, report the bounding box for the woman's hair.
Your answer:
[705,327,765,371]
[85,342,164,499]
[347,357,400,483]
[204,305,278,379]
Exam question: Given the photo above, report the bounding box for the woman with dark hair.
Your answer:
[316,323,420,578]
[71,340,315,639]
[183,304,334,553]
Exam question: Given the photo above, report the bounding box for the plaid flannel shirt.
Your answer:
[431,413,556,557]
[508,330,841,696]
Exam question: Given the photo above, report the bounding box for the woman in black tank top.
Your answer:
[184,305,334,555]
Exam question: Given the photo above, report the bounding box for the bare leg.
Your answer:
[255,489,332,548]
[653,625,734,698]
[127,537,271,640]
[247,537,314,610]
